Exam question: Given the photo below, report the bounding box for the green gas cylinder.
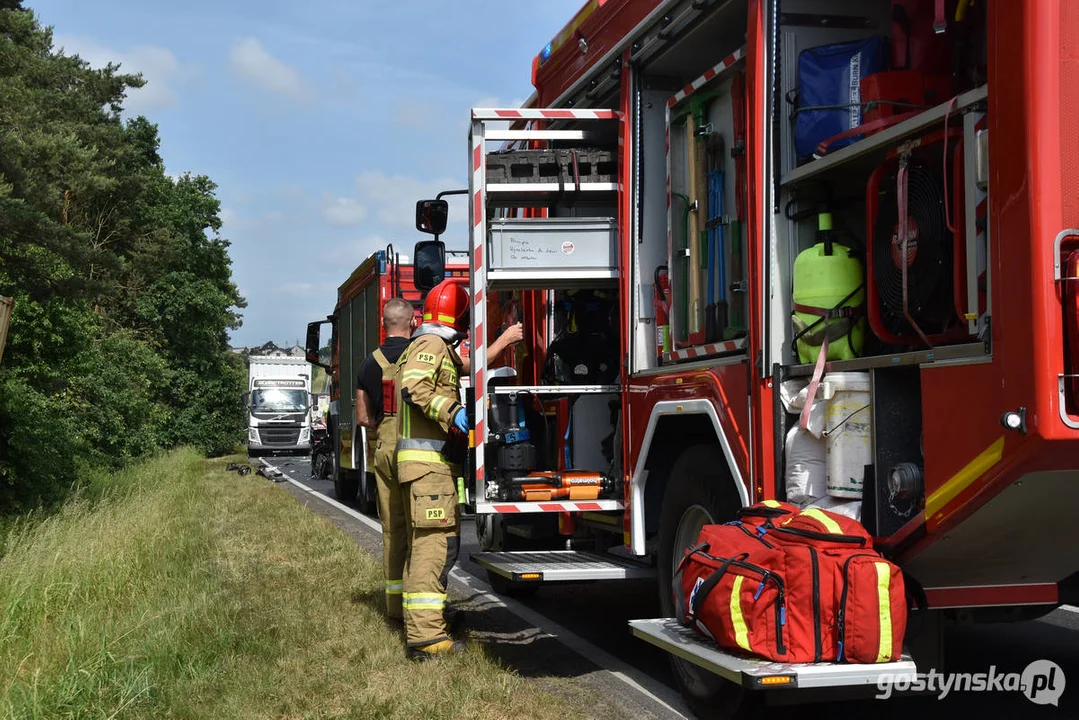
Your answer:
[792,213,865,364]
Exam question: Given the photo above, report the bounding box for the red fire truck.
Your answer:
[305,241,469,513]
[409,0,1079,716]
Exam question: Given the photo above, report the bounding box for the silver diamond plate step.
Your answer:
[472,550,655,582]
[629,618,918,690]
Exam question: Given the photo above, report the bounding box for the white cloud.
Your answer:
[352,171,467,232]
[322,196,367,227]
[318,235,389,265]
[279,281,337,299]
[53,34,181,113]
[229,37,307,102]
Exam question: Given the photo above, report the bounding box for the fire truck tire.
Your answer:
[656,443,764,720]
[356,472,377,516]
[334,468,358,506]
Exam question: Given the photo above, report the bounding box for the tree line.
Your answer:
[0,0,248,512]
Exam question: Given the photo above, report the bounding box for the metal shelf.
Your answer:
[473,550,652,582]
[781,84,988,188]
[490,384,621,395]
[663,337,749,364]
[784,341,990,378]
[485,182,618,209]
[630,618,917,690]
[486,268,619,291]
[477,499,625,514]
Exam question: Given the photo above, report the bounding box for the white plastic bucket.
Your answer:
[822,371,872,499]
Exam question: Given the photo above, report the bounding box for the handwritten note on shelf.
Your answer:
[506,235,561,263]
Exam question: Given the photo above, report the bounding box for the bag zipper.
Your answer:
[691,551,787,656]
[773,525,867,546]
[810,546,822,662]
[731,522,776,548]
[835,552,880,661]
[726,557,787,656]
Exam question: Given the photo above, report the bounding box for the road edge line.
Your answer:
[258,459,690,719]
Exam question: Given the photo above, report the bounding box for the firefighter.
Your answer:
[355,297,416,622]
[393,279,471,660]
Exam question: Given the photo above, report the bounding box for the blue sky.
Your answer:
[28,0,584,347]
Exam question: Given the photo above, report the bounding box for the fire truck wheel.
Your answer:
[356,472,377,516]
[334,468,358,506]
[656,443,758,720]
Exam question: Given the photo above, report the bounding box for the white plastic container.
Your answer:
[784,424,827,506]
[822,371,872,499]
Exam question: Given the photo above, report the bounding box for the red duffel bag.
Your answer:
[676,505,908,665]
[768,507,907,664]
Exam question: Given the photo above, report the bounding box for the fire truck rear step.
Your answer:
[473,550,654,582]
[629,618,917,690]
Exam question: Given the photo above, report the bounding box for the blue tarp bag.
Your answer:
[794,36,887,160]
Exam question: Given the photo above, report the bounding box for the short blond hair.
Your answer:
[382,297,413,332]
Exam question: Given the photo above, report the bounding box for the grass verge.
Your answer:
[0,448,591,719]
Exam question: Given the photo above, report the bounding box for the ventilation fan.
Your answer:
[866,129,972,347]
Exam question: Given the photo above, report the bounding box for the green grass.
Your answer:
[0,449,589,719]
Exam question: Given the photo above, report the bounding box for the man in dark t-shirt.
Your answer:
[355,297,415,622]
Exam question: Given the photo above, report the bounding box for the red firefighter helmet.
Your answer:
[422,279,470,332]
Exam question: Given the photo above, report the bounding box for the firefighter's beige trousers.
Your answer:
[372,417,407,620]
[399,466,461,648]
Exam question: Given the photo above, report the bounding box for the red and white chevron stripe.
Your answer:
[470,126,488,487]
[485,500,625,514]
[472,108,620,121]
[663,337,747,363]
[666,46,746,109]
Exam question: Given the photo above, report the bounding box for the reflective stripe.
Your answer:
[397,449,450,465]
[428,395,449,419]
[403,591,447,611]
[875,562,893,662]
[730,575,751,652]
[422,313,457,324]
[440,358,457,375]
[385,579,403,595]
[762,499,781,508]
[397,437,446,452]
[402,369,433,382]
[402,404,412,438]
[802,508,844,534]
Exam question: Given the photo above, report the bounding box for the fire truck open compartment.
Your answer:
[472,108,629,527]
[629,0,990,529]
[766,0,990,531]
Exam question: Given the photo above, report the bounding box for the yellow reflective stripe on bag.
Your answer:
[801,508,844,534]
[875,562,893,662]
[729,575,752,652]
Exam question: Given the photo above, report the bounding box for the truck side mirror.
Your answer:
[416,198,449,236]
[305,320,332,370]
[414,239,446,297]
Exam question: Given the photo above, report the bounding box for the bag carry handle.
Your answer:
[689,552,751,620]
[673,542,710,626]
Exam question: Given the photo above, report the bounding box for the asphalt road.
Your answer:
[264,453,1079,720]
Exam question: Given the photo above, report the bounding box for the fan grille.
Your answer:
[872,161,956,329]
